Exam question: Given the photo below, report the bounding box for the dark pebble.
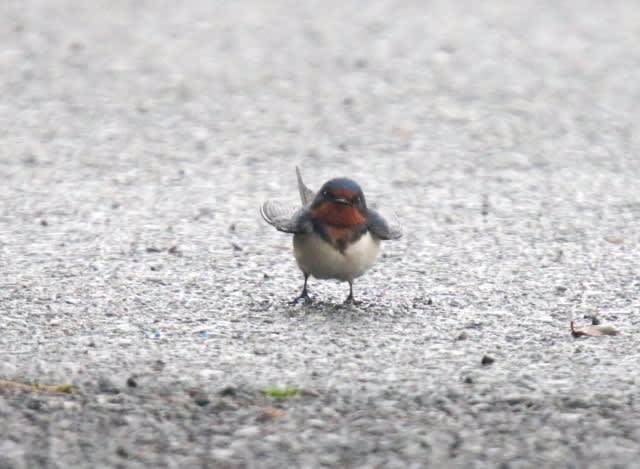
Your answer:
[481,355,495,366]
[584,315,600,325]
[98,377,120,394]
[194,395,210,407]
[152,360,165,371]
[27,399,42,410]
[193,396,211,407]
[219,386,237,397]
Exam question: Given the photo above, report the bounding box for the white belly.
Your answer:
[293,231,380,281]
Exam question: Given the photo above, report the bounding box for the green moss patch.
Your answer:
[262,386,300,399]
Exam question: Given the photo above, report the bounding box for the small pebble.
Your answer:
[234,426,260,438]
[481,355,495,366]
[27,399,42,410]
[211,448,235,461]
[583,315,600,325]
[98,377,119,394]
[194,394,210,407]
[151,360,165,371]
[219,386,237,397]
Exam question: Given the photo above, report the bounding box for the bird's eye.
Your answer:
[322,190,330,198]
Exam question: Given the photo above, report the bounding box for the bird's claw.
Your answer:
[290,292,312,305]
[343,295,362,306]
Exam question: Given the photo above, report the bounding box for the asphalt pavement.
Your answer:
[1,1,640,467]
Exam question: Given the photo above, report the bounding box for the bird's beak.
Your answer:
[334,197,351,205]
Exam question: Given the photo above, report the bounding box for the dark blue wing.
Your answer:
[367,208,402,240]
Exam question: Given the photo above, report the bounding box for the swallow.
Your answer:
[260,167,402,304]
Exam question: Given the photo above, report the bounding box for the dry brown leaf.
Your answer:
[259,406,286,420]
[0,380,74,393]
[570,321,620,337]
[604,236,624,245]
[391,126,414,137]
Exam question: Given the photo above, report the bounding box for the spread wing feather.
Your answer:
[366,208,403,240]
[260,200,309,234]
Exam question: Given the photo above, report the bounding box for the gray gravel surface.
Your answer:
[2,1,640,468]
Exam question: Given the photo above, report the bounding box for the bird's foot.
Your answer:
[343,295,362,306]
[290,292,312,305]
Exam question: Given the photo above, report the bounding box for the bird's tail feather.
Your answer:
[296,166,315,206]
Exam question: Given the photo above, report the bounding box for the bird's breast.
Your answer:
[311,203,366,227]
[293,231,380,281]
[323,225,364,253]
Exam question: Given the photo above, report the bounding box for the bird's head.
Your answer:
[310,177,367,227]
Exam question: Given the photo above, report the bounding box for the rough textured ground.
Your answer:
[1,1,640,467]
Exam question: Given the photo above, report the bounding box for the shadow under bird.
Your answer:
[260,167,402,304]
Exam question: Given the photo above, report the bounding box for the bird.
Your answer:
[260,167,402,304]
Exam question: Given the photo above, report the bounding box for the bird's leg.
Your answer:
[290,273,312,305]
[344,281,362,305]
